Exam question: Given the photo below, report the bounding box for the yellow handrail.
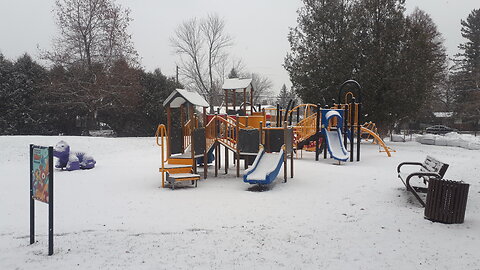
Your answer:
[286,104,318,124]
[205,115,240,150]
[294,113,318,144]
[155,124,167,187]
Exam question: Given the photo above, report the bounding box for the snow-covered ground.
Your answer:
[1,135,479,269]
[416,132,480,150]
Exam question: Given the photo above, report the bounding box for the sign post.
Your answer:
[30,144,54,256]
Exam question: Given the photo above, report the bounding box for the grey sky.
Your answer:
[0,0,478,93]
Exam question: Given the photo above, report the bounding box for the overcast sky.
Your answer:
[0,0,478,93]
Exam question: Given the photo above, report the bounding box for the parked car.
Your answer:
[425,125,457,135]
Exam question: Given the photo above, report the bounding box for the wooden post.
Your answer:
[203,107,207,127]
[225,90,228,114]
[233,90,236,112]
[192,113,197,173]
[203,149,207,179]
[250,87,254,115]
[180,104,185,152]
[259,121,263,145]
[166,107,172,158]
[243,88,247,115]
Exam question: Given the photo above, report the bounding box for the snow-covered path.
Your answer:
[1,136,479,269]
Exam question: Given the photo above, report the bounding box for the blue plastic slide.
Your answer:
[243,148,284,185]
[323,110,349,162]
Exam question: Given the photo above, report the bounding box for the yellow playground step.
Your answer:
[165,172,200,190]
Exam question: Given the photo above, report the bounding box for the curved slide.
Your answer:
[243,148,284,185]
[323,110,349,162]
[360,126,392,157]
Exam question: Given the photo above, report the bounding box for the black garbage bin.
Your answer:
[425,179,469,224]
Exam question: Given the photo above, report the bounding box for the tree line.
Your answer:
[2,0,478,136]
[1,0,181,136]
[285,0,480,133]
[0,53,179,136]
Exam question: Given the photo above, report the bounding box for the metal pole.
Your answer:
[48,146,54,256]
[296,106,300,124]
[236,115,240,177]
[225,144,228,174]
[315,104,320,161]
[357,103,361,162]
[215,142,218,177]
[29,144,34,245]
[275,103,280,127]
[350,98,355,162]
[324,105,328,159]
[283,121,287,183]
[344,104,348,149]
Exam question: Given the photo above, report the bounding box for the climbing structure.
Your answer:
[156,89,210,189]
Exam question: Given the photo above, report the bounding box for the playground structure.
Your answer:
[155,79,393,188]
[155,82,293,189]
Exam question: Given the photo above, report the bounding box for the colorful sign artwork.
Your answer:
[32,147,50,203]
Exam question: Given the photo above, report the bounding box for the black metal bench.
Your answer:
[397,155,449,207]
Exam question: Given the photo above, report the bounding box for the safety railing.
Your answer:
[294,112,318,143]
[183,118,198,151]
[205,116,217,151]
[286,103,317,125]
[155,124,167,187]
[209,115,239,150]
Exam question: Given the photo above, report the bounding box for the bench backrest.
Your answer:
[420,155,449,178]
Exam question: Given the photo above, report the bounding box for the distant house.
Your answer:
[432,111,454,126]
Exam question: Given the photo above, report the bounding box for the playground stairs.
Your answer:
[161,151,200,189]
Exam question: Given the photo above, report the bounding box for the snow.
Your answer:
[1,135,479,269]
[163,89,209,108]
[222,78,253,92]
[433,112,453,118]
[416,132,480,150]
[246,152,282,180]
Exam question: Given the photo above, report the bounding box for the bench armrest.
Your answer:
[397,162,424,173]
[405,172,441,207]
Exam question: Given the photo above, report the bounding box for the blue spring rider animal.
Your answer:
[53,140,96,171]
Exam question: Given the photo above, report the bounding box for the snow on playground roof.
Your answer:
[222,78,253,92]
[163,89,209,108]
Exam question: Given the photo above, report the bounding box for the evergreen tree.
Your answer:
[452,8,480,130]
[228,67,239,79]
[0,54,48,135]
[139,69,180,134]
[277,84,296,108]
[285,0,447,132]
[285,0,356,104]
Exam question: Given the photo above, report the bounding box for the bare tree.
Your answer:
[250,73,273,105]
[43,0,138,72]
[171,14,232,105]
[40,0,139,132]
